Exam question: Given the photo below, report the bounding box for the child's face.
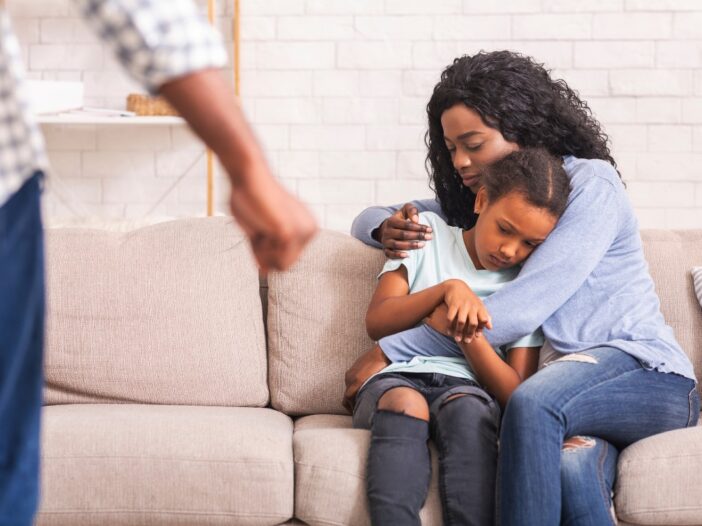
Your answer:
[472,189,557,271]
[441,103,519,193]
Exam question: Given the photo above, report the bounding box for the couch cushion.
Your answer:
[44,217,268,406]
[615,424,702,525]
[640,230,702,394]
[37,405,293,525]
[293,415,443,526]
[267,231,385,415]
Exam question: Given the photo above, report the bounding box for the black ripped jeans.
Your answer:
[353,372,501,526]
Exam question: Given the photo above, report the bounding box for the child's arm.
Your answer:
[424,303,539,408]
[458,339,539,409]
[365,269,475,341]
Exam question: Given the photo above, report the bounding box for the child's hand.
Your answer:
[442,279,492,343]
[342,346,391,414]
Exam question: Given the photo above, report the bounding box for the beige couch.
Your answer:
[36,217,702,525]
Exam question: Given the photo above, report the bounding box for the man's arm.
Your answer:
[74,0,316,270]
[160,71,316,271]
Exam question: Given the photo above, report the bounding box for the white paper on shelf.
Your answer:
[26,80,84,115]
[55,108,136,118]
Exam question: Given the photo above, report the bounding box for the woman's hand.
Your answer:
[374,204,433,259]
[342,346,390,414]
[442,279,492,343]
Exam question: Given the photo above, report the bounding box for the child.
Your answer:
[347,148,570,526]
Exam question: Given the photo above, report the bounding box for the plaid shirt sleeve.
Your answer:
[73,0,228,94]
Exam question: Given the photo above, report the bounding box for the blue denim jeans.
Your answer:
[497,346,699,526]
[0,173,45,525]
[560,436,619,525]
[353,372,501,526]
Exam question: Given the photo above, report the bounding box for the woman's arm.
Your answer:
[351,199,443,251]
[482,162,622,347]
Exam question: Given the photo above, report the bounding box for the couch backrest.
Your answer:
[268,229,702,416]
[267,231,384,415]
[44,217,269,407]
[640,230,702,390]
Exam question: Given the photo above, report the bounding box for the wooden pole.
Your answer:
[234,0,240,97]
[206,0,216,216]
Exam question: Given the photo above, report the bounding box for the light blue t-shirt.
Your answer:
[351,157,696,382]
[374,212,544,384]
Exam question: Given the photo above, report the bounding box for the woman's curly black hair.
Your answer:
[426,50,618,229]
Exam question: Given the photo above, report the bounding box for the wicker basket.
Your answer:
[126,93,179,116]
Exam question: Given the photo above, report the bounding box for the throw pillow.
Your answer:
[693,267,702,310]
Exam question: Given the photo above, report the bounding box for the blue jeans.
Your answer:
[497,346,700,526]
[353,372,501,526]
[0,174,45,525]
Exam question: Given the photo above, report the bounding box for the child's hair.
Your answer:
[480,148,570,220]
[425,50,617,228]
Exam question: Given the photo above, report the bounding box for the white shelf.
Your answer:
[37,115,185,125]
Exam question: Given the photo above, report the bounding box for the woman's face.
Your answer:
[441,104,519,193]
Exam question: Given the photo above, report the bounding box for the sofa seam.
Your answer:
[255,265,270,408]
[620,505,702,515]
[44,456,290,464]
[294,515,346,526]
[294,461,365,481]
[619,453,702,465]
[40,509,289,518]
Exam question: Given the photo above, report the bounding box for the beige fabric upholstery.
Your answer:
[269,229,702,413]
[37,405,293,526]
[293,415,442,526]
[267,231,385,415]
[44,217,268,406]
[615,424,702,525]
[640,230,702,395]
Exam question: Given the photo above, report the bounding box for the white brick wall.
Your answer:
[8,0,702,229]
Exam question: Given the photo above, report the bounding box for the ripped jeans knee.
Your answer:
[562,435,597,452]
[560,437,619,526]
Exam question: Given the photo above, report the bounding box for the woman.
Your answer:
[348,50,699,525]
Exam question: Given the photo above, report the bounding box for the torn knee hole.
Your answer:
[562,436,596,451]
[554,353,598,365]
[439,392,491,411]
[377,388,429,421]
[443,393,468,405]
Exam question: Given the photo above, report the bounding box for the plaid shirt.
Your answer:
[0,0,226,209]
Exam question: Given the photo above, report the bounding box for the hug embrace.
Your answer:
[344,51,700,526]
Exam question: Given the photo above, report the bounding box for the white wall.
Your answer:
[9,0,702,229]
